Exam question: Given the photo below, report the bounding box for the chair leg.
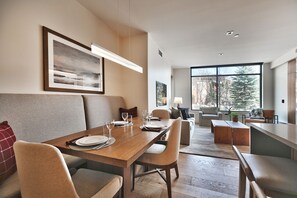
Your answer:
[165,168,172,198]
[174,164,179,178]
[239,166,246,198]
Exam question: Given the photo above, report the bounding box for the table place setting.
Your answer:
[140,124,165,132]
[66,135,116,151]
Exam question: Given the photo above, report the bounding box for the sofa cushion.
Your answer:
[170,108,182,119]
[178,108,190,120]
[0,121,17,184]
[119,107,138,118]
[200,107,218,114]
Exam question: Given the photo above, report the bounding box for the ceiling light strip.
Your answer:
[91,43,143,73]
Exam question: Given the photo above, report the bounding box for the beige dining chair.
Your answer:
[232,145,297,198]
[132,117,181,198]
[250,181,268,198]
[13,140,123,198]
[152,109,171,119]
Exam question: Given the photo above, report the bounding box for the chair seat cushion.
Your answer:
[202,114,220,119]
[243,153,297,195]
[62,154,86,168]
[72,168,122,198]
[145,144,166,154]
[0,172,20,198]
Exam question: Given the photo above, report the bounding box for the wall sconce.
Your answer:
[174,97,183,108]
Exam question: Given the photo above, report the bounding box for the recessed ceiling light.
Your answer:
[234,34,239,38]
[226,31,233,36]
[219,53,224,56]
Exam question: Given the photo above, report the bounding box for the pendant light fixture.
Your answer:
[91,0,143,73]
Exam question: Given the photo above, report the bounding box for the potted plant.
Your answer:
[231,112,239,122]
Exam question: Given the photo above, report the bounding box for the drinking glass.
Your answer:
[121,112,128,123]
[105,121,115,140]
[142,110,148,125]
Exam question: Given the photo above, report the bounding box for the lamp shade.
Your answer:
[173,97,183,104]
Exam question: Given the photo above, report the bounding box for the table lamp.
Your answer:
[174,97,183,108]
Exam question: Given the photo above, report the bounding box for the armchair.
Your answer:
[198,107,222,126]
[242,109,278,124]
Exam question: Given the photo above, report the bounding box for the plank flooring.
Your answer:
[131,153,241,198]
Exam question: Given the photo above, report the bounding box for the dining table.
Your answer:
[44,117,174,198]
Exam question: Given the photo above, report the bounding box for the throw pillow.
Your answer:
[178,107,190,120]
[0,121,17,184]
[119,107,138,118]
[170,108,182,119]
[249,108,263,118]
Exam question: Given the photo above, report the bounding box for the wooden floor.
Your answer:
[131,153,240,198]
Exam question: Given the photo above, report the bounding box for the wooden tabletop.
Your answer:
[45,118,174,168]
[251,123,297,150]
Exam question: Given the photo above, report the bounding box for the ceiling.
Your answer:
[76,0,297,68]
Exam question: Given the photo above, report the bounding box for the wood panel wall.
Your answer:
[288,59,296,124]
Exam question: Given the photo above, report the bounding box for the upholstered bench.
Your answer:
[0,94,126,198]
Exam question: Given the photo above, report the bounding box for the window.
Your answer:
[191,63,262,111]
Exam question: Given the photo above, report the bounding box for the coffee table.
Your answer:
[211,120,249,145]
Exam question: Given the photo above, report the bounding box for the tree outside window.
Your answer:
[191,63,262,111]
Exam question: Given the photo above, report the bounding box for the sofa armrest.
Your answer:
[198,111,203,119]
[189,113,195,118]
[218,112,223,119]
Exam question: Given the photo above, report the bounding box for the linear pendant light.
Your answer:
[91,43,143,73]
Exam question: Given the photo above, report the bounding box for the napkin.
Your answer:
[65,135,88,146]
[141,126,163,132]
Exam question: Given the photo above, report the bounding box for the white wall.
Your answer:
[0,0,152,116]
[274,63,288,123]
[147,35,171,112]
[0,0,125,96]
[120,33,148,114]
[262,63,274,109]
[172,68,191,108]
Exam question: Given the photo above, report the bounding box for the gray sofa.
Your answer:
[169,108,195,145]
[198,107,222,126]
[0,94,126,198]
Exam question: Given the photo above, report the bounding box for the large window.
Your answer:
[191,63,262,111]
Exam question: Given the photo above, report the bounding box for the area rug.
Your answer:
[179,125,249,160]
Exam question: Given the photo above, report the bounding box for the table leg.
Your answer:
[121,166,131,198]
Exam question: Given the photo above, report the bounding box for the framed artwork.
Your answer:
[43,26,104,94]
[156,81,167,106]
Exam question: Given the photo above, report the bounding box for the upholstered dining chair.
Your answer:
[132,117,181,198]
[232,145,297,198]
[152,109,171,119]
[13,140,123,198]
[250,181,267,198]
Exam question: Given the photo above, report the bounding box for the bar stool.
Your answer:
[233,145,297,198]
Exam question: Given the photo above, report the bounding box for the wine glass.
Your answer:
[121,112,128,123]
[105,121,115,140]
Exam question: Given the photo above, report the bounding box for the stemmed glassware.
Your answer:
[105,121,115,140]
[121,112,129,124]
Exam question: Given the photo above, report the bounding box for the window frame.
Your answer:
[190,62,263,111]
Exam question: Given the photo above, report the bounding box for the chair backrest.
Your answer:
[162,117,182,164]
[263,110,274,118]
[250,181,267,198]
[13,141,79,198]
[152,109,170,119]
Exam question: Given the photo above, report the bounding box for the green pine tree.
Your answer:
[230,67,258,110]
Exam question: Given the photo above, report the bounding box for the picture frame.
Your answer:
[156,81,167,106]
[43,26,104,94]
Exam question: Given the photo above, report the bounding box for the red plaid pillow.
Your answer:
[0,121,17,184]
